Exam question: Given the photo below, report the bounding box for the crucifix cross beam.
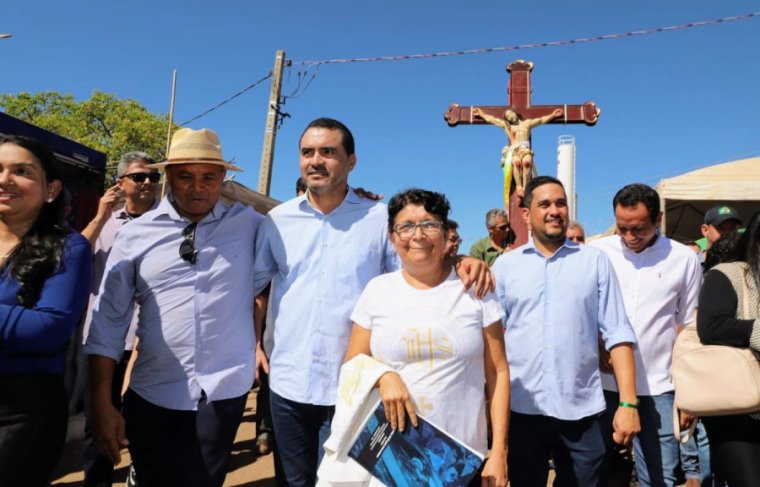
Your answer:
[443,60,601,249]
[444,60,600,127]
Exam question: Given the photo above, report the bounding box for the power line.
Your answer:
[179,72,273,126]
[176,11,758,125]
[296,11,759,66]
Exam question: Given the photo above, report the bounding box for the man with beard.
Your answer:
[491,176,639,486]
[253,117,492,487]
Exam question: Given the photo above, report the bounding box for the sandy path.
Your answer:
[51,391,275,487]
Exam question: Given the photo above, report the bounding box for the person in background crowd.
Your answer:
[702,231,743,273]
[493,176,639,486]
[252,175,312,487]
[566,220,585,243]
[0,135,91,486]
[86,128,263,487]
[697,211,760,487]
[295,176,307,196]
[253,285,282,487]
[444,218,462,258]
[700,205,742,251]
[682,240,702,255]
[470,208,511,266]
[79,151,160,487]
[591,184,702,487]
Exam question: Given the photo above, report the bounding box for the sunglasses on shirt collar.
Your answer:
[180,223,198,264]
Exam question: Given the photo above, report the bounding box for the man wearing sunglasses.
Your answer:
[86,128,264,487]
[470,208,512,266]
[79,151,160,487]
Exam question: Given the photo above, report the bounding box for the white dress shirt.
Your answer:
[591,235,702,395]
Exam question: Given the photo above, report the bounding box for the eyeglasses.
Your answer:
[492,224,509,231]
[393,220,445,240]
[122,172,161,183]
[448,236,462,244]
[179,222,198,264]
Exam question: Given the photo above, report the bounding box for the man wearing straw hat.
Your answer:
[85,128,263,487]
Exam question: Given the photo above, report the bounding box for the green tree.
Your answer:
[0,90,175,182]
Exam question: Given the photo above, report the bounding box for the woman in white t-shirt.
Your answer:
[344,188,510,486]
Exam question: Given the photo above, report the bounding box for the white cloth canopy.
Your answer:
[656,156,760,242]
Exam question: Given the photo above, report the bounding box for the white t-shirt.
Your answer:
[591,235,702,395]
[351,269,505,455]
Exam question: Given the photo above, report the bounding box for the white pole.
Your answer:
[557,135,577,221]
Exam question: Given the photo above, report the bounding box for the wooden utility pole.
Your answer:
[161,69,178,198]
[258,50,287,195]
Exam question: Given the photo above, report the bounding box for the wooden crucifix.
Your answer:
[444,59,600,248]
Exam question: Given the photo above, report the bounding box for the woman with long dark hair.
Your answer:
[697,211,760,486]
[0,135,91,486]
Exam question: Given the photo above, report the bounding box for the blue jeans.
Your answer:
[604,391,679,487]
[679,420,719,485]
[270,389,335,487]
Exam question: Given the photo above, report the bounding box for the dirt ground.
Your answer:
[51,391,275,487]
[51,389,689,487]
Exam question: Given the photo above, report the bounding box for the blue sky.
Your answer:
[3,1,759,249]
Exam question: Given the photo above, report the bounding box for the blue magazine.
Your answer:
[348,401,484,487]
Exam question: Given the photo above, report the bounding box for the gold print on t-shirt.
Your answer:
[338,355,374,406]
[416,395,434,415]
[403,328,453,369]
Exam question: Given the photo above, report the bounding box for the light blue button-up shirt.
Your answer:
[253,190,400,406]
[82,200,159,349]
[492,238,635,420]
[85,196,263,411]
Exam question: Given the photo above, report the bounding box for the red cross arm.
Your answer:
[444,101,600,127]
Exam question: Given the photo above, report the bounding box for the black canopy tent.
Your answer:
[0,112,106,230]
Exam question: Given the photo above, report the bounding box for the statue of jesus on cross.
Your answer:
[473,106,563,198]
